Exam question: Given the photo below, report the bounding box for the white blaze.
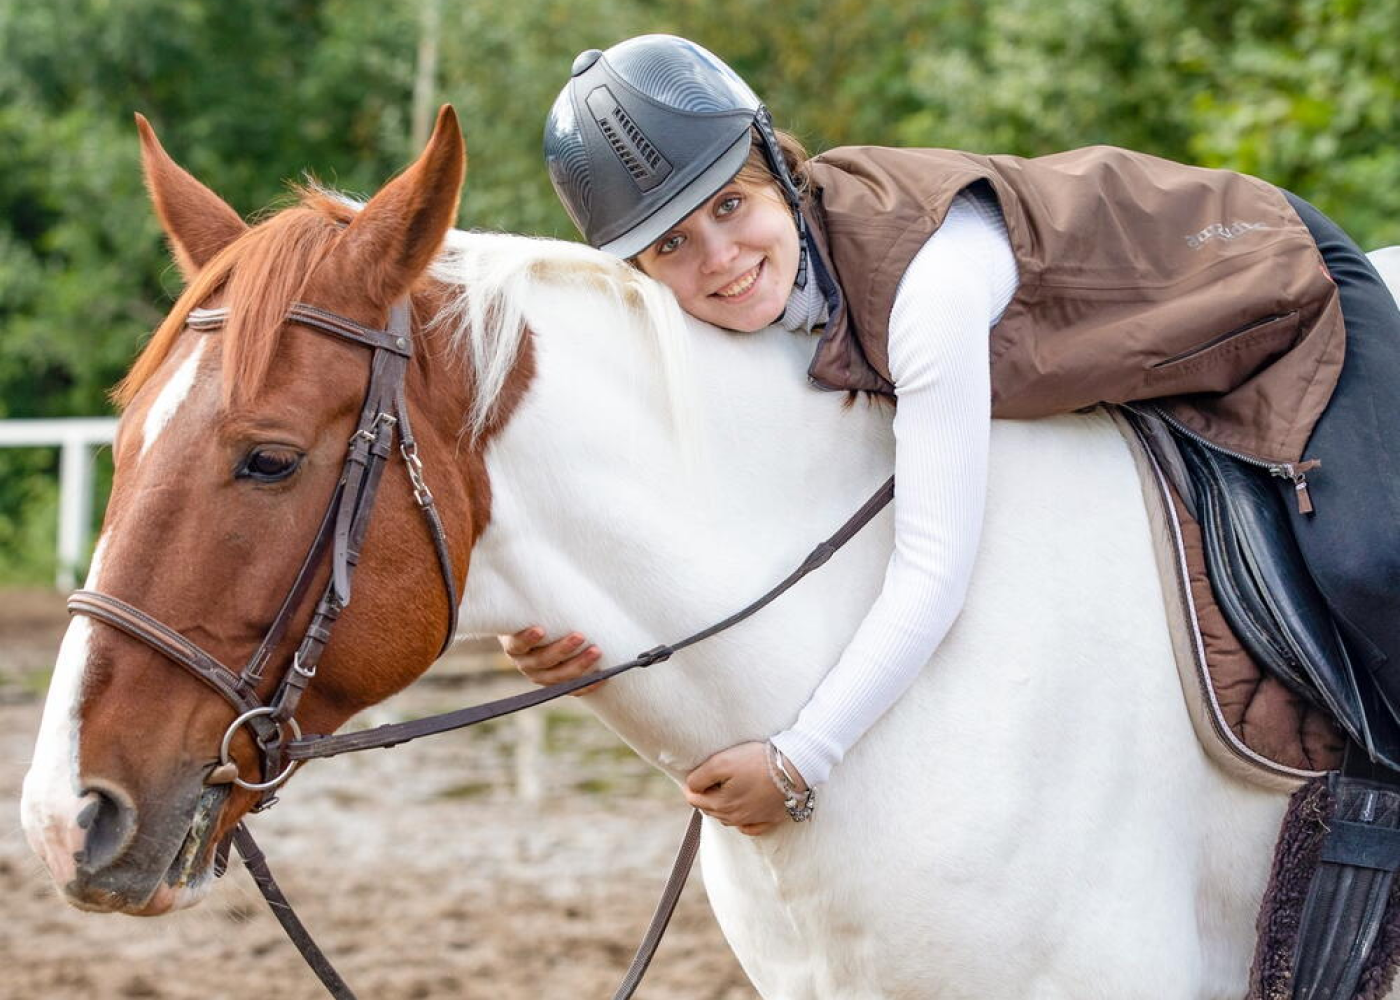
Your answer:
[140,337,206,457]
[21,538,108,886]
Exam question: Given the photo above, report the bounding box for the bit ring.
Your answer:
[218,707,302,792]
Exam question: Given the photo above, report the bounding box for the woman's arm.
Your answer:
[768,191,1016,786]
[502,189,1018,829]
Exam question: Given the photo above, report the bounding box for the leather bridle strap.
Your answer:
[66,591,264,717]
[68,299,460,808]
[395,383,459,654]
[237,491,342,696]
[228,807,702,1000]
[285,475,897,762]
[610,809,703,1000]
[231,824,358,998]
[241,475,892,1000]
[72,285,893,1000]
[258,475,894,999]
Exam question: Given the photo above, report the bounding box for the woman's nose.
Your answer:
[696,226,737,275]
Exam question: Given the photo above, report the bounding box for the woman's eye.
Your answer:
[239,448,302,483]
[716,195,742,216]
[657,233,685,255]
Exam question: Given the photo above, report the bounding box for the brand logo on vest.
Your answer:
[1185,220,1270,250]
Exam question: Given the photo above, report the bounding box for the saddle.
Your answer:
[1118,406,1400,1000]
[1121,406,1400,772]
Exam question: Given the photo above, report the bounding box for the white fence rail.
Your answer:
[0,418,118,589]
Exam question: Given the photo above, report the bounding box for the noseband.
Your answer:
[68,300,459,809]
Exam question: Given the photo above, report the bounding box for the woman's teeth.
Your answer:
[715,260,763,298]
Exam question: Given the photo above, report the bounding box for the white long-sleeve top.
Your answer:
[769,188,1020,786]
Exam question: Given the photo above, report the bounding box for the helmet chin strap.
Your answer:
[753,106,810,290]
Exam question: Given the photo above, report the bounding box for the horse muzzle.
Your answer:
[56,773,225,915]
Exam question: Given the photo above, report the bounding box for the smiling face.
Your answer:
[634,179,799,332]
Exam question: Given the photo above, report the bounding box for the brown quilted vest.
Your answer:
[803,145,1344,467]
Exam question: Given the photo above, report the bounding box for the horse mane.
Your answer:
[428,228,695,443]
[120,187,696,446]
[116,191,351,409]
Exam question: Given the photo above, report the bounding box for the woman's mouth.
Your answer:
[712,259,765,300]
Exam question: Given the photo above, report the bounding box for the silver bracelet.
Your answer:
[765,741,816,822]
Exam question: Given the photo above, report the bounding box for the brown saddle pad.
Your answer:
[1111,408,1344,788]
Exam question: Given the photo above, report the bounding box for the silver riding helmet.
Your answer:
[543,34,807,262]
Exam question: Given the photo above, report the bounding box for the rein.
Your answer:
[67,298,895,999]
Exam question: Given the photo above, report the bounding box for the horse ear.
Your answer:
[136,113,248,281]
[337,105,466,307]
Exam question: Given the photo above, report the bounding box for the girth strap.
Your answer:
[1292,763,1400,999]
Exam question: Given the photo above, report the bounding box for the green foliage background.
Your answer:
[1,0,1397,582]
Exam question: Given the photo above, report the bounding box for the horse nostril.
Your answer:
[75,784,138,873]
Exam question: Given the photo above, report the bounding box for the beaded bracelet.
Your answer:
[764,740,816,822]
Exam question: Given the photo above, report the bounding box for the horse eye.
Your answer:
[239,448,302,483]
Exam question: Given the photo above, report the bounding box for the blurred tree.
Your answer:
[0,0,1396,582]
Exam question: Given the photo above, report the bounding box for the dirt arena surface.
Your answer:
[1,590,758,999]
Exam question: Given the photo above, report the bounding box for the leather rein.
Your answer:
[66,298,896,999]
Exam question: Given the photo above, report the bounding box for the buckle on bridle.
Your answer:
[290,651,316,680]
[350,412,398,447]
[635,645,673,667]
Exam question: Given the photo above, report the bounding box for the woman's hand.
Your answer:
[684,741,807,837]
[497,625,605,695]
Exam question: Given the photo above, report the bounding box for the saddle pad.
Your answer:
[1110,409,1344,790]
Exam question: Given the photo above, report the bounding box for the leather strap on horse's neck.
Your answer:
[284,474,896,763]
[231,808,704,1000]
[235,471,891,1000]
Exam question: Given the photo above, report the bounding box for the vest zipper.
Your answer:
[1148,312,1294,369]
[1127,403,1320,515]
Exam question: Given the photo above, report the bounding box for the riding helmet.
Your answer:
[543,34,804,260]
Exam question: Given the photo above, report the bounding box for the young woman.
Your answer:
[500,34,1400,839]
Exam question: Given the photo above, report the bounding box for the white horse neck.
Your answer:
[453,259,895,774]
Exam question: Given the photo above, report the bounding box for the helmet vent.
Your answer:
[586,86,672,192]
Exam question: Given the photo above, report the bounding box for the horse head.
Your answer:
[20,107,490,916]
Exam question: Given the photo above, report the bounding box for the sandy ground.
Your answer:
[0,590,758,1000]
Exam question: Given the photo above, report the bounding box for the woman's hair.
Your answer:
[732,126,810,195]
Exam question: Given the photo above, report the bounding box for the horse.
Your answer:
[19,105,1400,999]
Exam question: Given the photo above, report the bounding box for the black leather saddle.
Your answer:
[1126,406,1400,999]
[1166,425,1400,770]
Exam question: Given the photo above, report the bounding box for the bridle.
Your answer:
[65,296,895,999]
[69,299,459,810]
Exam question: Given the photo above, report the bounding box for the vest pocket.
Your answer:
[1146,311,1301,391]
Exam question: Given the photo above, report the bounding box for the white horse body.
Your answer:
[453,243,1397,998]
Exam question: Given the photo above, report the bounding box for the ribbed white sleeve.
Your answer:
[770,190,1018,786]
